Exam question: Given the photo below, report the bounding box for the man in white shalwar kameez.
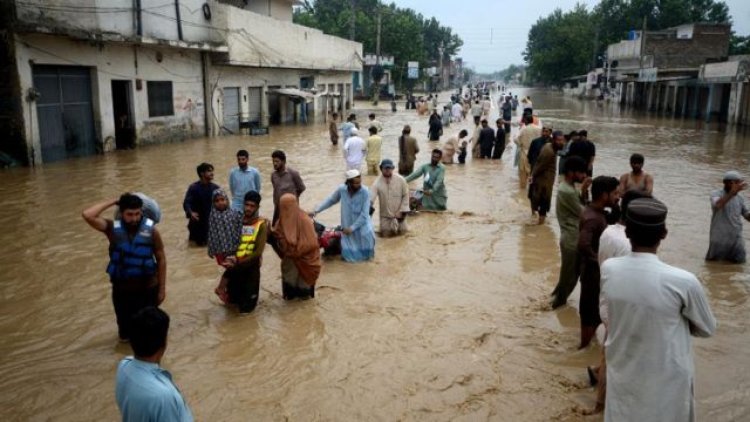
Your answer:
[601,198,716,422]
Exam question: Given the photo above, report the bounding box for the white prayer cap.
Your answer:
[345,169,361,180]
[350,128,359,135]
[723,170,743,181]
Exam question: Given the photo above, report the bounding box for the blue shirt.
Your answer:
[340,121,355,140]
[116,357,193,422]
[229,166,262,211]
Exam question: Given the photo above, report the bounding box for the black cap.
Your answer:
[625,198,667,227]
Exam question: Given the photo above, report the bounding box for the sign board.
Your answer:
[638,67,657,82]
[407,61,419,79]
[364,54,395,66]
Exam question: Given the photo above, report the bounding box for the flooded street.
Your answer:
[1,88,749,421]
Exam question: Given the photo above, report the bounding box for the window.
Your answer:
[147,81,174,117]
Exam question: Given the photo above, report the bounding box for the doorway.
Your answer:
[111,80,134,149]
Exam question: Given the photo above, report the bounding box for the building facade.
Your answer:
[0,0,362,165]
[604,23,749,124]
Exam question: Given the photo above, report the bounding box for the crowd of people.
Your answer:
[80,85,749,421]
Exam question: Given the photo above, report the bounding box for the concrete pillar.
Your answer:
[705,85,714,123]
[727,82,741,125]
[261,81,269,127]
[671,85,679,116]
[692,86,700,119]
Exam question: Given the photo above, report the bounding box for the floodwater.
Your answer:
[1,88,749,421]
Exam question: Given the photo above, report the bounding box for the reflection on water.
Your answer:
[0,89,748,421]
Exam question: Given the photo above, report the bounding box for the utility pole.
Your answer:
[372,10,382,105]
[349,0,355,40]
[438,43,444,91]
[376,11,381,64]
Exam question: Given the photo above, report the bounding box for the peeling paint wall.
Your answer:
[16,0,222,44]
[15,33,205,163]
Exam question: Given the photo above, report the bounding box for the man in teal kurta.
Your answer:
[406,149,447,211]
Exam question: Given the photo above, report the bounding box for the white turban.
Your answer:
[345,169,361,180]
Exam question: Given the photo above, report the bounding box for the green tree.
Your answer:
[524,5,596,86]
[524,0,734,86]
[293,0,462,90]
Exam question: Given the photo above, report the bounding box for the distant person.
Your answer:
[82,193,166,341]
[406,149,447,211]
[501,97,512,133]
[329,112,339,145]
[493,118,506,159]
[529,131,565,224]
[428,110,443,141]
[343,127,366,171]
[398,125,419,176]
[619,153,654,194]
[557,131,580,176]
[370,159,410,237]
[451,101,463,122]
[311,170,376,262]
[550,157,590,309]
[602,198,716,422]
[578,176,620,349]
[222,191,268,313]
[470,100,482,120]
[441,105,452,127]
[481,96,492,118]
[182,162,220,246]
[515,115,542,187]
[365,126,383,176]
[568,129,596,176]
[366,113,383,134]
[341,113,358,140]
[527,126,552,171]
[272,193,321,300]
[115,307,193,421]
[271,150,306,224]
[706,170,749,263]
[229,149,261,212]
[442,130,467,164]
[478,119,495,159]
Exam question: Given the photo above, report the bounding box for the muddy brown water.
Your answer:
[1,89,749,421]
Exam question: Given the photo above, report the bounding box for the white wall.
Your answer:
[16,34,206,163]
[16,0,222,45]
[221,3,362,72]
[209,66,353,129]
[607,39,642,61]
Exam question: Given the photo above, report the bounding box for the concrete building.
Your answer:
[0,0,362,165]
[605,23,742,123]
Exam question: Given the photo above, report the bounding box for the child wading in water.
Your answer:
[207,189,242,303]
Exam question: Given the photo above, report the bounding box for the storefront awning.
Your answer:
[269,88,315,102]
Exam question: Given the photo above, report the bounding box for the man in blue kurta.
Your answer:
[406,149,447,211]
[312,170,375,262]
[116,307,193,421]
[229,149,261,212]
[706,170,750,263]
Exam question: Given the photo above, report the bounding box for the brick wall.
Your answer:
[645,24,730,69]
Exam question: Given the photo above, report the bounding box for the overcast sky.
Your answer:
[393,0,750,73]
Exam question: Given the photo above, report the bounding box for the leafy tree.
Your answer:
[524,0,734,86]
[293,0,462,89]
[729,35,750,55]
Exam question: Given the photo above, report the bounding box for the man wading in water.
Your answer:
[82,193,167,342]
